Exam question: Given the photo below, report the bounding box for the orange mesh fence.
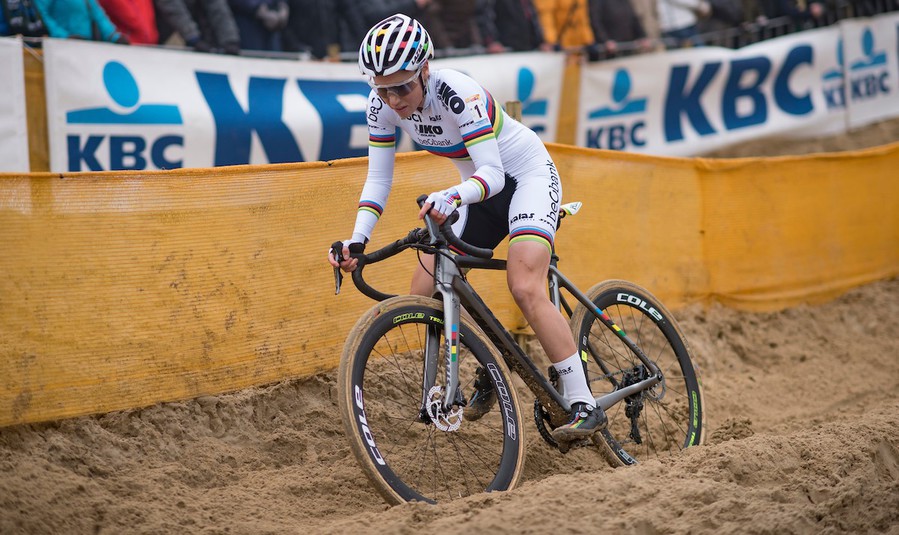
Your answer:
[2,143,898,426]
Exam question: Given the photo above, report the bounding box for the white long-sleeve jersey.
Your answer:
[351,68,550,244]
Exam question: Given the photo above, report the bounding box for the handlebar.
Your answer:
[415,194,494,260]
[332,196,494,301]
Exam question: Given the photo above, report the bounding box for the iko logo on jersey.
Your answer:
[66,61,184,172]
[415,123,444,136]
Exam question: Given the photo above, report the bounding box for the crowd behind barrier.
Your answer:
[3,0,897,60]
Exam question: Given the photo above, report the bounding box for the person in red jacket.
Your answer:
[98,0,159,44]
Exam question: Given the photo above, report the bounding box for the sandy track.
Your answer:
[2,277,897,534]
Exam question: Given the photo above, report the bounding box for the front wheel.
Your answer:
[338,295,525,504]
[569,280,705,466]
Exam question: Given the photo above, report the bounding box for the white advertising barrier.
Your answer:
[42,38,564,172]
[841,13,899,130]
[578,26,849,156]
[578,12,899,156]
[0,37,30,172]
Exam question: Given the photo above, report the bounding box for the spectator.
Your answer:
[229,0,288,51]
[754,0,826,25]
[365,0,432,23]
[426,0,482,49]
[656,0,709,48]
[339,0,436,53]
[98,0,158,44]
[477,0,552,52]
[695,0,750,47]
[697,0,745,31]
[848,0,879,16]
[588,0,652,57]
[34,0,128,42]
[1,0,48,37]
[282,0,366,59]
[533,0,596,50]
[630,0,661,42]
[154,0,240,54]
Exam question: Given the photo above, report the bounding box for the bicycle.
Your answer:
[331,196,705,505]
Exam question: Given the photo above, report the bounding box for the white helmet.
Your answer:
[358,14,434,78]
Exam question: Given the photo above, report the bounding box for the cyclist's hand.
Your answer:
[420,189,460,224]
[328,240,360,272]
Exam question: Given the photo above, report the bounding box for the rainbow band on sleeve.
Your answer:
[462,124,495,149]
[369,133,396,148]
[509,226,553,252]
[358,200,384,219]
[464,175,490,202]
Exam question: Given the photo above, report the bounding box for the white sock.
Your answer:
[552,352,595,408]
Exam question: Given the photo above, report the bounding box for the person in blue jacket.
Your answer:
[33,0,128,42]
[1,0,48,37]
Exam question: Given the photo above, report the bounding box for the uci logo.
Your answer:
[66,61,184,172]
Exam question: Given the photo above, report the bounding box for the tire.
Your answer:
[568,280,705,466]
[338,295,525,504]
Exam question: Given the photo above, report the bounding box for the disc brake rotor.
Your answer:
[426,385,463,432]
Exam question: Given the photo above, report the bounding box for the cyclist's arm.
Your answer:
[443,73,507,206]
[351,96,397,243]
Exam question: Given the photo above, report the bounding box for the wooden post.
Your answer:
[505,100,522,121]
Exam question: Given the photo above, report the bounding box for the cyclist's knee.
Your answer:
[507,241,551,310]
[508,272,547,312]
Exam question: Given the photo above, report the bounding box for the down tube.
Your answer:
[451,276,569,412]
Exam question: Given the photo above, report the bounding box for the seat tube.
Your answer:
[434,254,462,409]
[549,256,562,310]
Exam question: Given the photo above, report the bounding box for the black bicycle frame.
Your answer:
[425,254,663,428]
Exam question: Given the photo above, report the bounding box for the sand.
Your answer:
[2,120,898,535]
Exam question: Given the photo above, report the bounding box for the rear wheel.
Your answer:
[338,295,525,504]
[569,280,705,466]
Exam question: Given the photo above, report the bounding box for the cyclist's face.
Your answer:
[372,63,428,119]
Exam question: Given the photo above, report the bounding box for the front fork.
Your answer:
[420,255,464,414]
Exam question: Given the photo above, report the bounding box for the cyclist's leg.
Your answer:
[503,159,572,364]
[505,160,606,439]
[506,241,575,362]
[411,254,434,296]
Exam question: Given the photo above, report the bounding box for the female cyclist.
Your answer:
[328,13,606,444]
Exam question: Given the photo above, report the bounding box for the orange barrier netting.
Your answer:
[1,143,898,426]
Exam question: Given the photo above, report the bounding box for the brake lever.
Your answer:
[330,241,344,295]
